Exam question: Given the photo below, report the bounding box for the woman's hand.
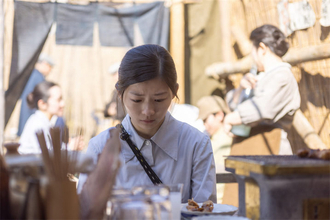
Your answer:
[239,73,258,90]
[223,121,234,137]
[223,111,243,137]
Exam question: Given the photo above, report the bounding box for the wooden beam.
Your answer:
[219,0,232,62]
[283,44,330,66]
[205,55,253,79]
[231,25,252,57]
[205,44,330,78]
[292,109,328,150]
[170,1,185,103]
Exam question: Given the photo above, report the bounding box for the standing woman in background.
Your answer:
[78,44,217,204]
[19,81,65,154]
[222,24,301,207]
[224,24,300,155]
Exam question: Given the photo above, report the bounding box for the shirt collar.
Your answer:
[35,110,51,124]
[120,112,180,162]
[151,112,180,161]
[265,62,291,74]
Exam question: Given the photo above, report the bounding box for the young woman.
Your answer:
[19,81,65,154]
[224,24,301,155]
[78,44,217,203]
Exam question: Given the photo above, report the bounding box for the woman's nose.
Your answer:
[60,100,65,108]
[142,102,155,116]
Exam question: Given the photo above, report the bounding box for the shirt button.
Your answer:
[145,140,150,146]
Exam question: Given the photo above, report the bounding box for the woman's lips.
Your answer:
[141,120,155,124]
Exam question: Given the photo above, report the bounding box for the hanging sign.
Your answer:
[277,0,293,36]
[320,0,330,27]
[288,0,316,31]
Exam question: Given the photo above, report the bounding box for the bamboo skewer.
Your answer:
[36,127,80,219]
[50,128,62,180]
[36,131,55,181]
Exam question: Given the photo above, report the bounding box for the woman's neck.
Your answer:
[263,54,283,72]
[39,110,52,121]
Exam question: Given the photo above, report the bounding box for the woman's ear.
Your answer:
[259,42,268,55]
[37,99,47,111]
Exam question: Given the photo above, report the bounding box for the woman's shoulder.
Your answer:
[264,63,295,85]
[23,112,48,131]
[88,127,121,153]
[89,128,113,145]
[169,116,209,143]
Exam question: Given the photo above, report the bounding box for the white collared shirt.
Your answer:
[78,111,217,203]
[19,110,52,154]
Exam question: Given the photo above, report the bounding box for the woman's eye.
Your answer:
[155,99,165,102]
[131,99,141,103]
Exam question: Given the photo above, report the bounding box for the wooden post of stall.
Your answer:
[170,0,185,103]
[219,0,232,62]
[292,109,328,150]
[0,0,4,155]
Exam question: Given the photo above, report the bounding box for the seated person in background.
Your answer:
[17,53,55,136]
[197,95,232,166]
[104,62,126,122]
[19,81,65,154]
[196,95,232,204]
[224,24,300,155]
[78,44,217,203]
[169,102,205,132]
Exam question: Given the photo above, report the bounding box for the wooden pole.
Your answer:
[219,0,232,62]
[231,25,252,57]
[205,55,253,79]
[170,1,185,103]
[292,109,328,150]
[0,0,4,155]
[205,44,330,78]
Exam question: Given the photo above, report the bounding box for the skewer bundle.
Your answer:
[36,127,80,219]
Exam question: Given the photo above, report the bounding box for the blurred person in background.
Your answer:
[104,62,126,122]
[18,81,84,154]
[17,53,55,137]
[19,81,65,154]
[224,24,300,156]
[222,24,300,208]
[196,95,232,203]
[169,102,205,132]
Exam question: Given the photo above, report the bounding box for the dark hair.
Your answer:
[27,81,57,109]
[116,44,178,99]
[250,24,289,57]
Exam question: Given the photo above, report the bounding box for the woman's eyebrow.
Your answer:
[154,91,167,96]
[129,91,143,96]
[129,91,168,96]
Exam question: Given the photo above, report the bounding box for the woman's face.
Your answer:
[203,112,223,136]
[123,77,176,139]
[251,45,265,72]
[46,86,65,117]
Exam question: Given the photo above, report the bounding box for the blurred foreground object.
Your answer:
[36,127,79,219]
[0,153,10,219]
[297,148,330,160]
[79,127,121,219]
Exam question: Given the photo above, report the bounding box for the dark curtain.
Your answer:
[56,3,96,46]
[5,1,170,127]
[98,1,169,48]
[5,2,54,126]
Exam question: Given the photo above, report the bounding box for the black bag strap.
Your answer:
[116,124,162,185]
